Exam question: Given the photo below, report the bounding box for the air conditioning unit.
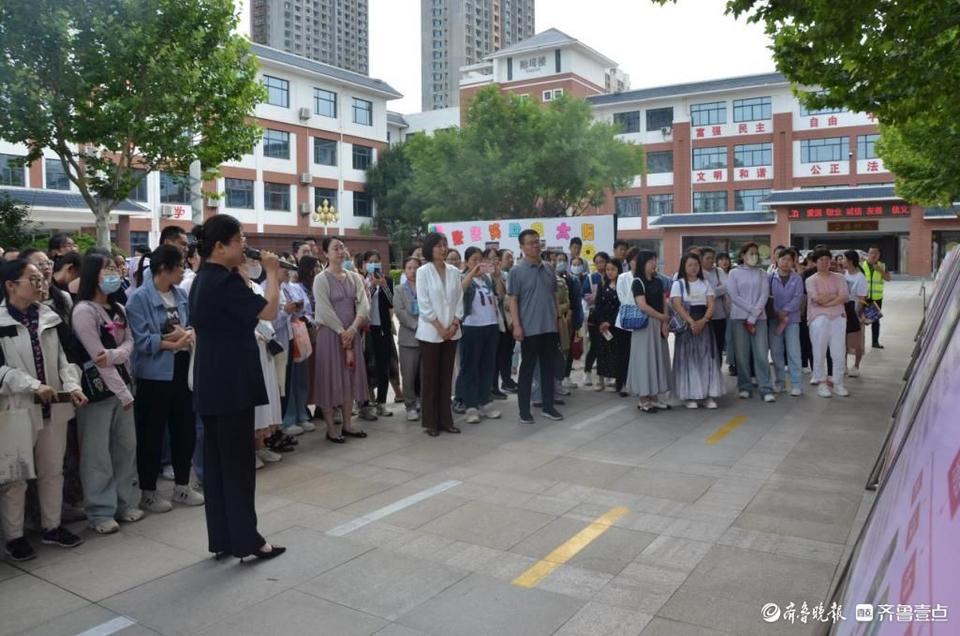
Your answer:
[299,201,312,216]
[660,126,673,137]
[299,172,312,185]
[298,107,312,121]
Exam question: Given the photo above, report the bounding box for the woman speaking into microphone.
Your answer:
[188,215,285,561]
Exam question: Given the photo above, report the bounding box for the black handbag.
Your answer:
[78,311,132,403]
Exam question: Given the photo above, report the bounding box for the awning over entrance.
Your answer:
[762,186,898,206]
[649,211,776,228]
[923,206,960,220]
[0,186,151,230]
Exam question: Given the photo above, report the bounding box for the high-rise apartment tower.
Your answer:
[251,0,369,75]
[421,0,535,110]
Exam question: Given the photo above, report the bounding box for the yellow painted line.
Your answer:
[512,506,629,588]
[706,415,748,445]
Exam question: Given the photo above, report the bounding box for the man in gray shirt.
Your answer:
[508,230,563,423]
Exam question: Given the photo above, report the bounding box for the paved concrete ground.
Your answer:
[0,281,924,636]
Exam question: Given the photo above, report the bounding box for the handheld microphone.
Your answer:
[244,247,298,271]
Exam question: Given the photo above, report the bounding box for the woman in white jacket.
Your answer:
[415,233,464,437]
[0,259,86,562]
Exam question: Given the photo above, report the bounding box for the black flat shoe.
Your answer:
[873,343,884,349]
[213,551,231,561]
[342,430,367,438]
[326,434,346,444]
[241,545,286,562]
[440,425,461,434]
[425,429,440,437]
[638,404,658,413]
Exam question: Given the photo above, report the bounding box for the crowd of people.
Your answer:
[0,219,891,564]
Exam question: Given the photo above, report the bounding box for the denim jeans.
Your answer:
[768,320,802,390]
[282,359,309,428]
[459,324,498,408]
[730,319,772,395]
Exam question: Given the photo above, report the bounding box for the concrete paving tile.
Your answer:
[102,527,371,634]
[299,548,468,620]
[676,501,743,524]
[734,511,856,545]
[554,601,653,635]
[516,494,581,516]
[393,533,469,563]
[339,463,422,486]
[0,561,19,583]
[197,589,388,635]
[565,428,677,466]
[463,448,558,473]
[718,527,844,565]
[473,550,538,581]
[466,470,558,494]
[30,532,202,602]
[660,517,732,543]
[659,588,819,636]
[374,624,430,636]
[510,517,655,576]
[475,487,538,508]
[531,457,634,489]
[592,562,689,614]
[14,604,152,636]
[339,520,419,549]
[255,501,338,537]
[535,564,613,600]
[396,573,583,636]
[417,501,555,550]
[0,575,88,636]
[735,482,862,544]
[639,617,731,636]
[634,535,714,572]
[442,543,503,571]
[607,468,715,503]
[274,476,398,510]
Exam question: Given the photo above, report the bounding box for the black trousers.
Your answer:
[614,328,632,392]
[134,354,194,490]
[368,326,392,404]
[584,324,601,373]
[518,332,559,417]
[800,321,813,368]
[494,329,515,389]
[710,319,727,367]
[870,298,883,345]
[420,340,457,432]
[202,409,264,557]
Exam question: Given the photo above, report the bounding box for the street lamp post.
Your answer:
[313,198,339,236]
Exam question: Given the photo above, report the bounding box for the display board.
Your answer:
[427,215,616,261]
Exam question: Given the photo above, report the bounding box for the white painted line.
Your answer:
[75,617,136,636]
[571,404,631,430]
[326,480,462,537]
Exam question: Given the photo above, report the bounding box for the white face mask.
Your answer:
[744,253,760,267]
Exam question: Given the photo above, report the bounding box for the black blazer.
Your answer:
[369,276,394,331]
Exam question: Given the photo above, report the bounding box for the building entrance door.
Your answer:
[791,234,901,271]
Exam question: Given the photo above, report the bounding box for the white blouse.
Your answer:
[415,263,465,343]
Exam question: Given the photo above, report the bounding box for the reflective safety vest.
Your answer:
[861,261,885,300]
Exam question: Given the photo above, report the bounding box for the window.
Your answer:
[159,172,190,203]
[352,144,372,170]
[733,96,771,122]
[0,154,25,186]
[646,107,673,131]
[314,138,337,165]
[614,196,641,218]
[692,146,727,170]
[353,191,372,217]
[314,187,337,210]
[693,190,728,213]
[858,134,880,160]
[647,194,673,216]
[314,88,337,117]
[800,137,849,163]
[542,89,563,102]
[613,111,640,134]
[799,92,846,116]
[734,188,771,211]
[264,75,289,108]
[263,129,290,159]
[646,151,673,174]
[129,169,148,201]
[263,182,290,211]
[45,158,70,190]
[691,101,726,126]
[225,178,254,209]
[733,143,772,167]
[130,231,149,254]
[352,97,372,125]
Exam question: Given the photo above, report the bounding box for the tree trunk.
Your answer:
[94,202,112,249]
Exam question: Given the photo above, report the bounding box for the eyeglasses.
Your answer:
[15,276,45,287]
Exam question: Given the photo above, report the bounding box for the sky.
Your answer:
[239,0,777,115]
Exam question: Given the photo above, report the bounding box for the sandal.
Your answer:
[424,429,440,437]
[342,430,367,438]
[326,434,346,444]
[440,426,461,434]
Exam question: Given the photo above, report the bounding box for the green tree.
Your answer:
[0,0,266,247]
[400,87,643,223]
[365,142,428,261]
[655,0,960,205]
[0,194,38,250]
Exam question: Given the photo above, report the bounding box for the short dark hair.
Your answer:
[810,248,833,263]
[843,250,860,267]
[147,244,185,278]
[0,259,30,303]
[19,247,42,260]
[717,252,731,261]
[191,214,241,259]
[402,256,421,269]
[738,242,759,258]
[700,246,717,257]
[518,229,539,246]
[868,245,881,252]
[633,250,659,281]
[48,233,72,253]
[463,246,482,262]
[613,239,629,250]
[53,251,82,273]
[76,249,123,317]
[446,247,461,258]
[160,225,187,244]
[604,258,624,281]
[624,247,640,265]
[134,245,150,256]
[421,232,447,261]
[569,237,582,248]
[363,250,380,263]
[593,251,610,264]
[297,255,319,287]
[677,252,704,292]
[320,235,343,254]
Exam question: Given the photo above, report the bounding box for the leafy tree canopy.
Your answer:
[0,195,38,250]
[0,0,266,246]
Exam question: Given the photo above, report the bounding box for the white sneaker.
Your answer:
[300,420,317,432]
[738,390,750,399]
[141,490,173,514]
[762,394,776,403]
[173,484,205,506]
[255,456,265,470]
[606,378,616,387]
[790,387,803,397]
[257,448,283,463]
[117,507,144,523]
[406,409,420,421]
[557,385,571,396]
[685,400,699,409]
[89,518,119,534]
[772,383,783,394]
[809,378,821,386]
[593,381,604,392]
[562,378,578,390]
[802,366,812,374]
[833,386,850,397]
[465,408,481,424]
[705,398,718,409]
[583,372,594,387]
[480,403,502,419]
[285,424,305,436]
[817,384,833,398]
[847,367,860,378]
[161,465,175,481]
